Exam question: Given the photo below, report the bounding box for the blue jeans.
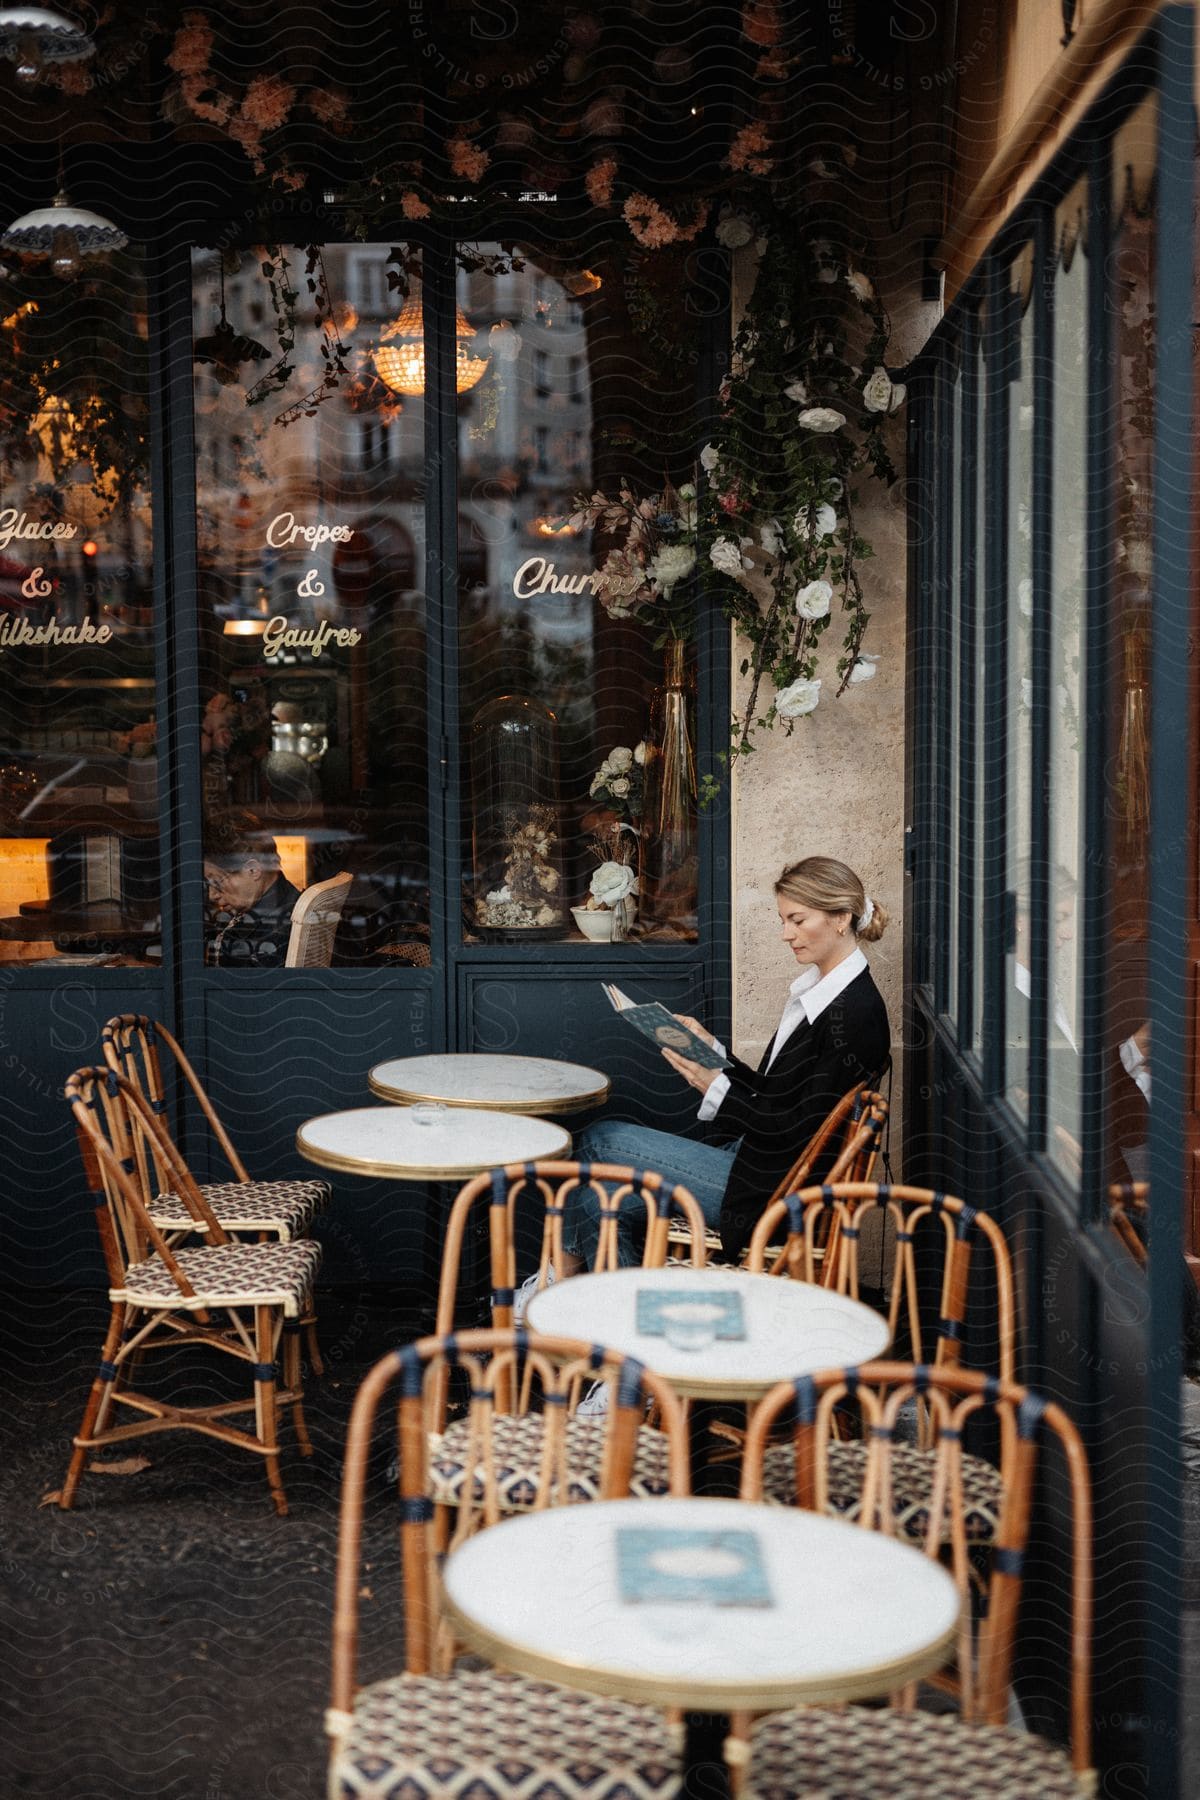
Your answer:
[563,1119,740,1268]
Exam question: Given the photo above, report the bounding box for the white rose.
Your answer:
[710,536,748,577]
[590,860,637,907]
[775,678,821,719]
[796,407,846,434]
[609,776,631,796]
[783,379,808,404]
[699,443,720,474]
[845,269,875,303]
[608,745,634,771]
[649,543,696,592]
[793,503,838,541]
[863,365,905,414]
[678,482,696,500]
[633,740,647,765]
[795,579,832,620]
[849,653,880,683]
[715,212,754,248]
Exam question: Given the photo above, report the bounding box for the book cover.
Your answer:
[601,985,731,1070]
[616,1526,774,1607]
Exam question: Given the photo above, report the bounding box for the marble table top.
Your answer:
[368,1052,609,1116]
[441,1496,960,1710]
[296,1104,571,1180]
[526,1264,891,1399]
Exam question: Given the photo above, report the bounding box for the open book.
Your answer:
[602,983,731,1070]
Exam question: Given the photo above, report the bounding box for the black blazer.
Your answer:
[716,965,891,1262]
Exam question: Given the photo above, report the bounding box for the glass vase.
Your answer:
[469,693,567,939]
[640,638,698,932]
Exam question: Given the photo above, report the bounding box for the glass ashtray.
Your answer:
[409,1102,448,1126]
[659,1300,725,1352]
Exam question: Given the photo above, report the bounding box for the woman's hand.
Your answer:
[671,1013,716,1048]
[662,1045,722,1095]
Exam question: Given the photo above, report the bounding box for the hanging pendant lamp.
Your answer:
[0,6,93,85]
[194,264,270,385]
[1,189,127,280]
[374,289,489,396]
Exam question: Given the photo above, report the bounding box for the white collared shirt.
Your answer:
[698,947,868,1121]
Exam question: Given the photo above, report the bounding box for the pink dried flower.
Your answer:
[180,73,232,127]
[622,192,708,249]
[272,165,307,192]
[400,190,431,220]
[447,137,490,182]
[306,87,350,128]
[585,157,618,207]
[719,483,746,515]
[726,121,774,175]
[167,12,213,77]
[240,74,295,133]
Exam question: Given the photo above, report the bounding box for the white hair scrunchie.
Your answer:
[858,896,875,933]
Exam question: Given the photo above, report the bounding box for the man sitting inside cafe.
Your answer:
[203,814,300,969]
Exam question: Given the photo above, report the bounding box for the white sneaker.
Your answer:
[575,1379,609,1418]
[512,1264,556,1324]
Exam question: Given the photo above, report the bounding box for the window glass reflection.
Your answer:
[0,253,156,967]
[1006,246,1035,1115]
[191,245,428,969]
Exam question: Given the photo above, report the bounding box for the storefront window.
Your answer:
[191,245,428,969]
[454,243,699,947]
[0,254,155,967]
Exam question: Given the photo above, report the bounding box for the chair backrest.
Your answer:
[760,1081,870,1213]
[101,1013,250,1198]
[329,1328,690,1722]
[1107,1180,1149,1268]
[740,1361,1093,1780]
[285,871,353,968]
[64,1065,229,1298]
[746,1182,1016,1384]
[436,1159,707,1329]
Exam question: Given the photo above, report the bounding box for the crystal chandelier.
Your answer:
[373,290,489,396]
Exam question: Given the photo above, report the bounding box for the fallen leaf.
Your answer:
[87,1456,151,1476]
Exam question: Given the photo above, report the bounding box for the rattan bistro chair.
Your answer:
[665,1083,886,1269]
[427,1162,707,1534]
[746,1184,1015,1545]
[102,1013,329,1370]
[327,1329,689,1800]
[734,1362,1095,1799]
[61,1067,319,1516]
[285,869,353,968]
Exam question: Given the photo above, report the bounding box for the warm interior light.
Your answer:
[222,617,268,636]
[0,837,51,909]
[271,836,308,892]
[373,291,489,395]
[80,538,97,557]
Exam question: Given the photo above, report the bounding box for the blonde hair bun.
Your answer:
[774,855,887,943]
[857,898,888,943]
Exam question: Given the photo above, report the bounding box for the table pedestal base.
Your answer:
[683,1711,730,1800]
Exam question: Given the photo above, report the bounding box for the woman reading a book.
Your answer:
[539,856,890,1290]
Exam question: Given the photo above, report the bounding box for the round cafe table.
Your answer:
[367,1051,609,1117]
[296,1104,571,1181]
[442,1496,961,1800]
[527,1264,891,1493]
[297,1106,571,1320]
[525,1264,891,1402]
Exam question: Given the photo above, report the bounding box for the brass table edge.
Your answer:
[367,1070,609,1116]
[439,1592,960,1712]
[295,1122,571,1181]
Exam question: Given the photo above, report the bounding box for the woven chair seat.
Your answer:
[760,1439,1003,1543]
[330,1668,681,1800]
[113,1240,322,1317]
[742,1705,1085,1799]
[149,1177,330,1239]
[429,1412,672,1510]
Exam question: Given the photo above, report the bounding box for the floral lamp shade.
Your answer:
[1,190,127,280]
[0,6,94,83]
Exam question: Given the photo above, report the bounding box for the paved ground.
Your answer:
[0,1288,419,1800]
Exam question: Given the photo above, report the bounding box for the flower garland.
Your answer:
[698,218,902,758]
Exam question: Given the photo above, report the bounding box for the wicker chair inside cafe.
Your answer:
[102,1013,329,1370]
[733,1362,1095,1799]
[60,1067,319,1515]
[665,1081,888,1270]
[745,1184,1016,1547]
[327,1328,690,1800]
[426,1161,708,1540]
